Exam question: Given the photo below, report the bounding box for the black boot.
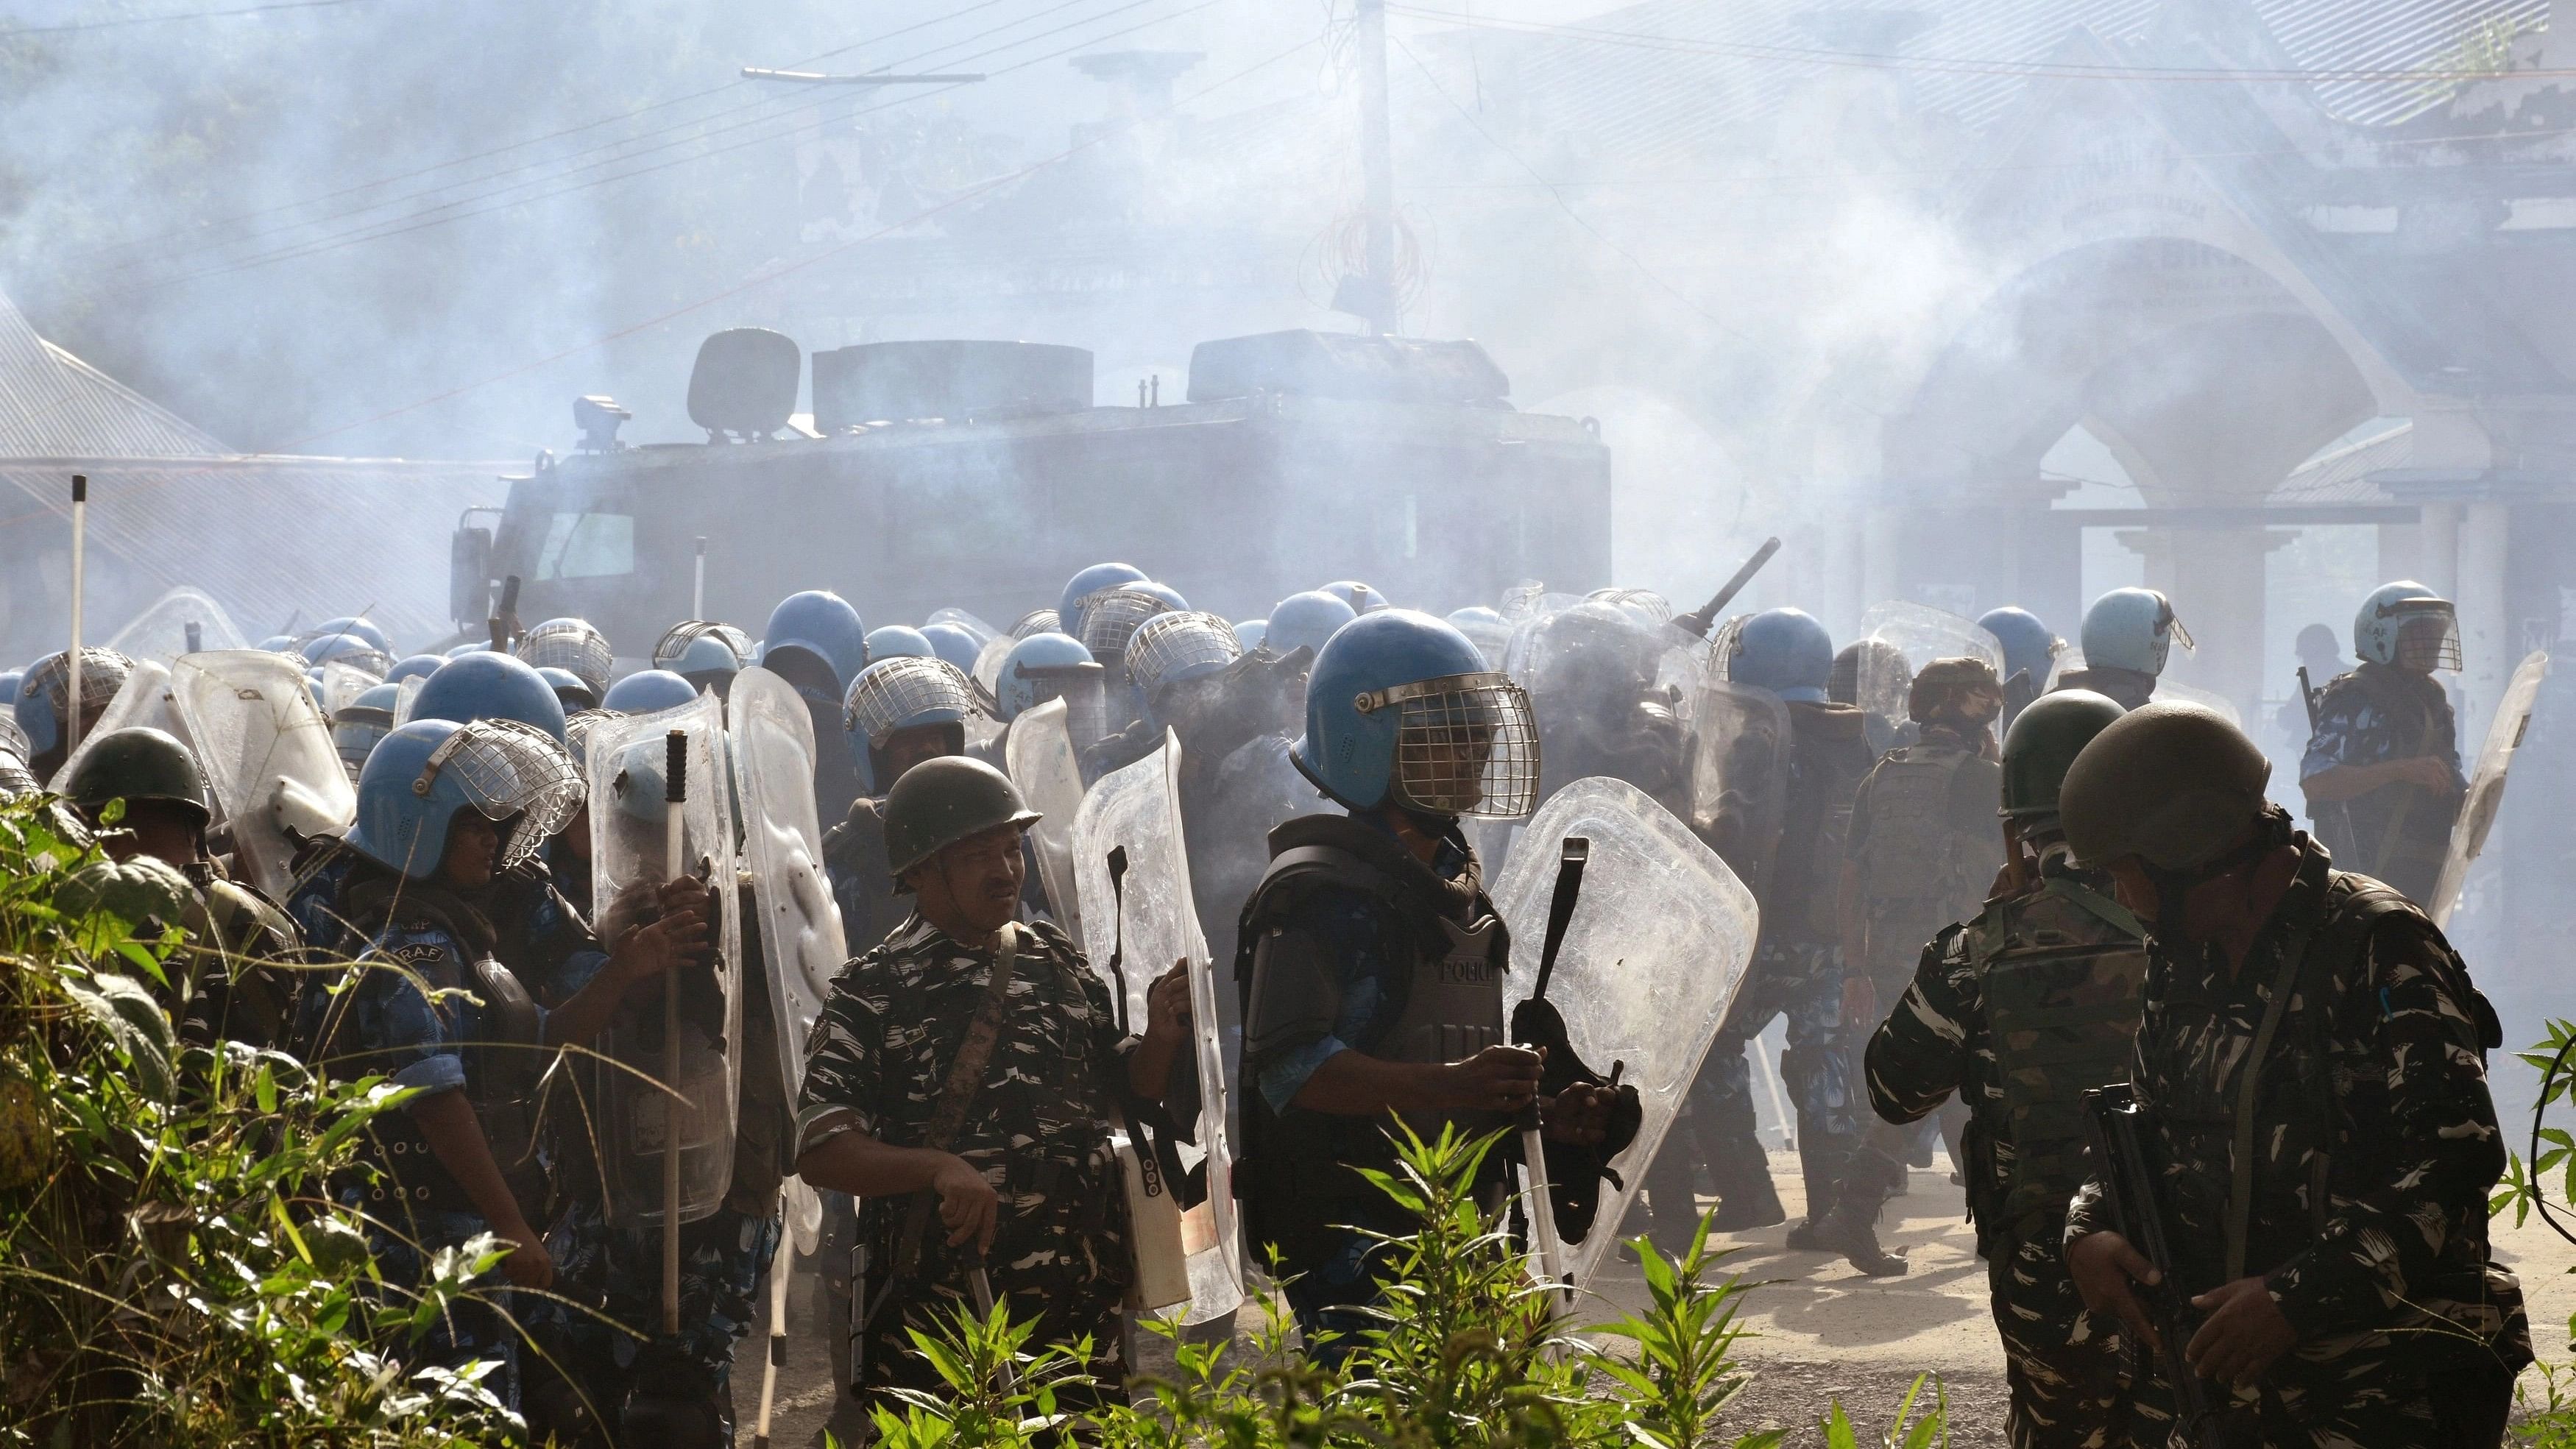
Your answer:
[1815,1145,1908,1277]
[1701,1091,1785,1230]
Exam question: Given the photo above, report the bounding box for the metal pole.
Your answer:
[1356,0,1396,336]
[751,1181,792,1449]
[66,475,85,759]
[661,729,690,1336]
[693,536,707,620]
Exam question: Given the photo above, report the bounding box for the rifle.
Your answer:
[2295,667,2322,735]
[489,573,523,653]
[2079,1085,2226,1447]
[1509,837,1588,1307]
[1672,537,1782,640]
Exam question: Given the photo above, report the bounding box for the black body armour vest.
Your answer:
[1233,813,1510,1261]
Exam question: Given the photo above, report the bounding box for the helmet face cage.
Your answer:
[843,657,977,746]
[1359,670,1541,819]
[1010,608,1061,640]
[0,713,30,760]
[652,620,751,670]
[28,648,136,718]
[1077,589,1176,664]
[2374,598,2463,670]
[1125,611,1242,692]
[418,718,585,871]
[562,709,626,776]
[517,621,616,692]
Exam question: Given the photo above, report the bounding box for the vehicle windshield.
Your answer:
[534,509,634,580]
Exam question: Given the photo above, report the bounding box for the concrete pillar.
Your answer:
[2376,521,2421,587]
[2457,500,2510,747]
[2420,503,2461,598]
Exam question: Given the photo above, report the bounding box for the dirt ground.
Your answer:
[734,1149,2576,1446]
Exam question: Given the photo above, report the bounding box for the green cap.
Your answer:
[62,727,210,828]
[882,756,1040,885]
[1999,690,2126,821]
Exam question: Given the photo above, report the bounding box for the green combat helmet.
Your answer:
[882,756,1041,886]
[61,727,211,829]
[1999,690,2126,823]
[2059,702,2272,872]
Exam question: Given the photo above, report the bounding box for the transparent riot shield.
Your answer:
[55,659,184,790]
[972,634,1013,709]
[1688,680,1792,900]
[1492,776,1758,1291]
[590,692,744,1227]
[106,587,247,667]
[1005,696,1089,942]
[926,608,1000,648]
[1855,601,2003,726]
[729,666,849,1096]
[392,675,425,726]
[319,660,380,720]
[2430,650,2549,927]
[1070,733,1245,1325]
[169,650,356,899]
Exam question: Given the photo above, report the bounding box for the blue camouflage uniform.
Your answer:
[2299,661,2463,904]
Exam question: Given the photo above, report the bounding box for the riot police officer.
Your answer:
[1691,608,1877,1239]
[61,726,302,1049]
[1233,609,1613,1355]
[2050,588,2188,711]
[822,654,980,956]
[300,718,692,1415]
[762,590,871,825]
[15,645,134,783]
[1977,606,2061,731]
[2299,581,2466,904]
[2060,704,2525,1447]
[1860,690,2143,1445]
[1521,601,1691,814]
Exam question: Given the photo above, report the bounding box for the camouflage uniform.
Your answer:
[797,915,1138,1409]
[2063,836,2528,1445]
[1692,699,1875,1225]
[1866,862,2148,1448]
[167,858,302,1051]
[2299,662,2463,905]
[822,797,907,958]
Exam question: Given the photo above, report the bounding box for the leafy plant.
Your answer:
[0,796,513,1446]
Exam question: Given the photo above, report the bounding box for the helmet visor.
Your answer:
[652,620,751,670]
[1367,670,1541,819]
[2382,600,2463,671]
[422,718,586,871]
[517,623,615,692]
[843,657,977,745]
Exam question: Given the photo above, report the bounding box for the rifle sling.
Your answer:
[2226,906,2318,1284]
[881,924,1025,1303]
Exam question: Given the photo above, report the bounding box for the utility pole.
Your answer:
[1350,0,1399,335]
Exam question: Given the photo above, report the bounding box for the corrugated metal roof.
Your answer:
[2254,0,2548,126]
[0,287,223,456]
[0,456,508,659]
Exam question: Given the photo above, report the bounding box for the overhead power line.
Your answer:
[0,0,376,39]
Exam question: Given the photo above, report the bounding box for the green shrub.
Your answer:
[0,796,514,1447]
[859,1121,1942,1448]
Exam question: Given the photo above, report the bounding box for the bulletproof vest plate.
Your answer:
[1381,910,1508,1071]
[1856,745,1998,975]
[1978,877,2149,1228]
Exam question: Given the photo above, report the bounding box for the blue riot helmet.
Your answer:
[1727,608,1834,703]
[1076,586,1178,671]
[514,617,615,698]
[651,620,751,701]
[443,642,488,659]
[995,631,1104,724]
[1128,611,1245,728]
[762,590,868,696]
[258,634,298,653]
[1267,590,1357,661]
[536,665,600,714]
[315,615,394,655]
[386,653,445,684]
[332,681,401,782]
[2078,587,2191,676]
[1976,606,2060,688]
[1009,608,1061,641]
[1234,620,1267,652]
[843,656,977,795]
[1320,580,1388,614]
[1057,562,1148,640]
[601,669,698,716]
[1130,581,1188,612]
[410,651,570,744]
[920,623,984,677]
[1292,609,1540,819]
[16,647,135,761]
[345,718,585,882]
[298,631,394,676]
[865,625,935,665]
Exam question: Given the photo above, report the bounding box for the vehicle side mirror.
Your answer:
[450,525,494,626]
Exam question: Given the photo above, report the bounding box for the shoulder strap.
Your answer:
[2039,874,2145,940]
[891,924,1025,1280]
